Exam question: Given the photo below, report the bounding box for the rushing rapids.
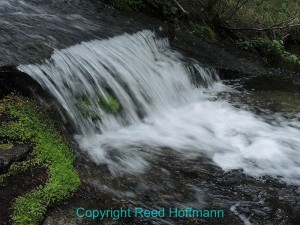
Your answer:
[19,30,300,184]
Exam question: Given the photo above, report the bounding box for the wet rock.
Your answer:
[173,30,269,79]
[0,166,47,223]
[0,65,45,98]
[42,148,300,225]
[0,143,32,173]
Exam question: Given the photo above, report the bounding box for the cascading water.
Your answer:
[19,30,300,184]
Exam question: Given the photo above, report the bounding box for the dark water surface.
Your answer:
[0,0,162,66]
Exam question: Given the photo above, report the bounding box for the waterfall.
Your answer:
[19,30,300,184]
[19,30,217,134]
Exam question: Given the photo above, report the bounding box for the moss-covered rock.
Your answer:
[0,95,80,225]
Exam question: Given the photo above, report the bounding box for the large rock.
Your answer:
[0,65,45,98]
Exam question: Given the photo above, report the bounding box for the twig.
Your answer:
[226,0,250,20]
[221,23,300,31]
[223,13,300,31]
[268,14,299,29]
[172,0,188,14]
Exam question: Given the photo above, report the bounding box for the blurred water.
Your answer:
[19,30,300,185]
[0,0,160,65]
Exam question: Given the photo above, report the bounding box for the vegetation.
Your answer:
[108,0,300,70]
[0,161,31,184]
[0,142,13,150]
[76,96,99,118]
[111,0,178,16]
[98,94,121,113]
[237,38,300,70]
[76,93,120,117]
[182,1,298,26]
[189,22,217,41]
[0,95,80,225]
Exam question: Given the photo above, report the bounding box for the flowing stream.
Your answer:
[1,0,300,224]
[19,30,300,184]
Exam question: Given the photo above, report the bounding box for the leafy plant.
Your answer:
[237,38,300,69]
[151,0,178,16]
[236,39,253,50]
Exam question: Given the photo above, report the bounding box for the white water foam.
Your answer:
[19,30,300,184]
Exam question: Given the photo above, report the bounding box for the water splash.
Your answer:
[19,30,300,184]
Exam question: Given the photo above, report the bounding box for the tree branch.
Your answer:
[226,0,250,20]
[221,23,300,31]
[221,14,300,32]
[172,0,188,14]
[268,14,299,29]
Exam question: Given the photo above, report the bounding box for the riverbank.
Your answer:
[100,0,300,72]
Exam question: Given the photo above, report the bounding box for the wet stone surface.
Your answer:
[0,143,32,173]
[0,167,47,225]
[221,72,300,119]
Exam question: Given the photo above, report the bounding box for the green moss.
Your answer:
[189,23,217,41]
[0,95,80,225]
[99,94,121,113]
[75,97,99,118]
[0,161,31,183]
[0,142,13,150]
[76,94,120,117]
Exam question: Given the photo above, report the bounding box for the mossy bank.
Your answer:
[0,95,80,225]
